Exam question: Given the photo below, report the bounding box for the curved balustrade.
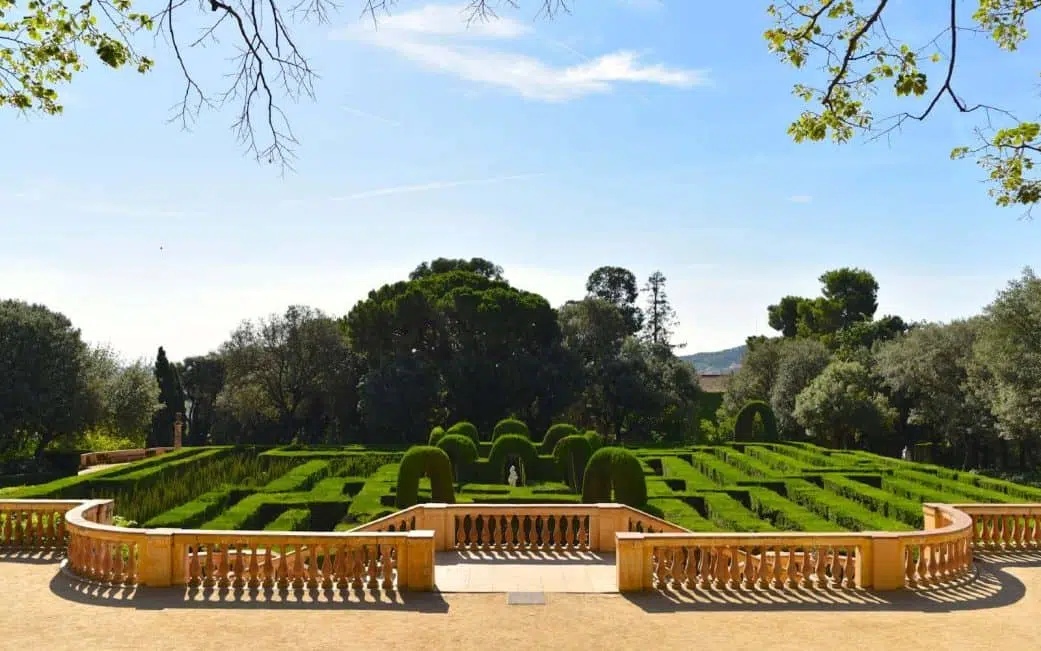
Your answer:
[2,499,1037,595]
[952,504,1041,550]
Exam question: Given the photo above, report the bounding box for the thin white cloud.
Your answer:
[331,172,544,201]
[341,105,402,127]
[333,3,708,102]
[789,195,813,203]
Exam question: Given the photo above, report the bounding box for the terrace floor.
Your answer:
[434,550,616,592]
[2,550,1040,650]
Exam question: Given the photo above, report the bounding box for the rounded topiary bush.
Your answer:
[584,430,604,453]
[395,445,456,508]
[488,434,539,485]
[581,447,647,508]
[436,433,479,482]
[446,421,480,446]
[734,401,779,442]
[492,418,529,441]
[428,425,446,446]
[552,435,593,490]
[541,423,579,454]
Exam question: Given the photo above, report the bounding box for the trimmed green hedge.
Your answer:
[644,498,717,532]
[658,456,718,491]
[428,426,446,446]
[492,418,529,440]
[552,435,592,490]
[581,447,647,507]
[700,492,777,532]
[784,480,912,531]
[264,508,311,531]
[259,460,331,493]
[436,434,479,482]
[144,486,249,528]
[584,430,604,453]
[745,487,845,532]
[541,423,579,454]
[487,435,540,483]
[691,452,751,486]
[714,447,778,478]
[395,446,455,508]
[893,469,1018,504]
[734,400,778,441]
[823,474,923,528]
[447,421,481,446]
[744,445,812,473]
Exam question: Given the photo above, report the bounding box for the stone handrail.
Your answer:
[79,447,174,469]
[949,503,1041,550]
[615,503,976,592]
[349,503,682,553]
[4,499,1040,594]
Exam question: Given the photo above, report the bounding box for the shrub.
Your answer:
[734,401,778,441]
[446,421,480,446]
[436,434,479,482]
[395,446,455,508]
[492,418,529,440]
[428,426,446,446]
[552,435,592,490]
[487,434,539,484]
[584,430,604,453]
[541,423,579,454]
[581,447,647,507]
[264,508,311,531]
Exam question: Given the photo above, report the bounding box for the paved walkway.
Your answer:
[78,463,127,476]
[434,550,616,592]
[2,550,1040,650]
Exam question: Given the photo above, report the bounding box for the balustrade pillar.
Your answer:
[422,504,452,551]
[595,503,624,553]
[404,530,435,590]
[139,529,175,587]
[868,534,905,591]
[616,531,647,591]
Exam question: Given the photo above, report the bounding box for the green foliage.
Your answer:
[428,426,446,446]
[264,508,311,531]
[734,401,779,442]
[745,487,845,532]
[0,0,154,115]
[395,446,455,508]
[701,492,776,532]
[446,421,480,446]
[765,1,1041,209]
[259,460,330,493]
[541,423,579,454]
[581,447,647,507]
[784,479,912,532]
[492,418,529,440]
[794,360,896,449]
[552,435,592,490]
[583,430,604,453]
[144,486,248,529]
[487,434,539,483]
[436,434,479,482]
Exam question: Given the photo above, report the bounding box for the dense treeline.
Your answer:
[3,261,1039,477]
[718,267,1041,472]
[0,260,700,469]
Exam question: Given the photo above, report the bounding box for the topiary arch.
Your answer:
[395,446,456,508]
[488,434,538,485]
[552,435,592,490]
[492,418,529,441]
[446,421,480,446]
[428,426,446,446]
[541,423,579,454]
[436,434,479,483]
[581,447,647,508]
[733,401,779,442]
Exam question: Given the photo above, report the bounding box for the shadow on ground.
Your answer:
[623,551,1041,613]
[439,550,614,566]
[48,566,450,612]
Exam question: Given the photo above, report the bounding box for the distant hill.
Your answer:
[681,345,746,374]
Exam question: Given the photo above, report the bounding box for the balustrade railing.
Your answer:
[2,499,1037,595]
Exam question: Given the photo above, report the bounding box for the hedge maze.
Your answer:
[5,422,1041,535]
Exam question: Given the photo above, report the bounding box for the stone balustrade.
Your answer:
[79,447,174,469]
[2,499,1039,595]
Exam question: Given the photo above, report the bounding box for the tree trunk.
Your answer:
[34,432,55,459]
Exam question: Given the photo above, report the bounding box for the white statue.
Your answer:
[507,465,519,487]
[901,446,911,462]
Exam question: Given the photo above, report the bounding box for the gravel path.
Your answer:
[2,551,1039,651]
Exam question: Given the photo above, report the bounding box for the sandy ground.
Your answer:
[3,550,1040,651]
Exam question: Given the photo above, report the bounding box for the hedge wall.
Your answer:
[581,447,647,507]
[395,446,455,508]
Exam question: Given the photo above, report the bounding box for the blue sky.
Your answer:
[1,0,1037,362]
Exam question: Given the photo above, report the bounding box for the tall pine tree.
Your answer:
[642,271,683,352]
[149,346,187,447]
